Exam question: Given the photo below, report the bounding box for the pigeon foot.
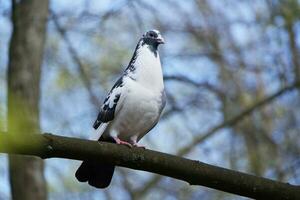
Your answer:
[113,137,133,147]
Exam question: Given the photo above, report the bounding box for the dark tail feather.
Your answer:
[75,136,116,188]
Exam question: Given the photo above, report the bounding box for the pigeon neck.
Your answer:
[128,42,164,91]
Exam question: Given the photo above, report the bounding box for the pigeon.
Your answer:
[75,30,166,188]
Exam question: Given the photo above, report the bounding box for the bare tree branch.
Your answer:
[176,80,300,157]
[50,11,100,107]
[164,75,223,96]
[0,133,299,200]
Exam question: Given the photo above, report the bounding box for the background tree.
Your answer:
[7,0,49,200]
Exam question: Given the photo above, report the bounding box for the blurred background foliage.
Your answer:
[0,0,300,199]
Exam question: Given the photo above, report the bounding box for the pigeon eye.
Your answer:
[149,32,157,38]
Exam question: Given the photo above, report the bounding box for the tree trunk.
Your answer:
[7,0,49,200]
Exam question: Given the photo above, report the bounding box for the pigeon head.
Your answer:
[142,30,165,48]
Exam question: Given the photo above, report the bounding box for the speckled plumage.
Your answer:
[76,30,166,189]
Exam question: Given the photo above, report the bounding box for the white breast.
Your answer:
[106,44,165,143]
[132,45,164,92]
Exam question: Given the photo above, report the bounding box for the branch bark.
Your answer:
[0,133,299,200]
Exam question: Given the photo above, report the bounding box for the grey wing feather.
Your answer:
[160,90,167,113]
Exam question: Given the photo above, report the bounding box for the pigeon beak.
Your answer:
[156,36,165,44]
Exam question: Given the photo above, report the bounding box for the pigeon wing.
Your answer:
[93,77,124,129]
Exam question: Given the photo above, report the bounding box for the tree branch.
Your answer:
[177,80,300,156]
[0,133,299,200]
[50,11,100,107]
[164,75,223,96]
